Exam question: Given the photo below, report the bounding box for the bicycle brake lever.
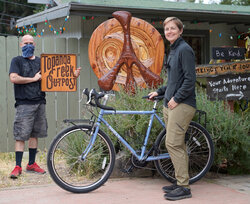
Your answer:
[86,89,94,104]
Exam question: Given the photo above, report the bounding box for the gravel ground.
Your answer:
[0,151,52,189]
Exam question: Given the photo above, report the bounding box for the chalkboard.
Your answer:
[212,47,245,60]
[207,73,250,100]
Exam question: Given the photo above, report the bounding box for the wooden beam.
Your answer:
[196,61,250,77]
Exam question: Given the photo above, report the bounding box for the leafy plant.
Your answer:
[102,86,164,155]
[103,87,250,174]
[194,90,250,174]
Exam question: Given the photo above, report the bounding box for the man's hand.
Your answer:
[33,71,41,81]
[74,67,81,78]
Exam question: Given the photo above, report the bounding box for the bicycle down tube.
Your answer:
[81,106,168,162]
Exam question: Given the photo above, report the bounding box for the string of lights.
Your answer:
[15,16,249,40]
[209,29,250,40]
[150,19,249,40]
[16,15,96,37]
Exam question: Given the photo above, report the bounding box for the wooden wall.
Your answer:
[0,36,98,152]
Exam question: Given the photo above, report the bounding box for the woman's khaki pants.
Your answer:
[163,103,196,188]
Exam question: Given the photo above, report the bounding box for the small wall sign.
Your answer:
[212,47,245,60]
[41,54,77,92]
[206,73,250,100]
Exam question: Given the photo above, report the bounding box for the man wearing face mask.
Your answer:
[9,34,81,179]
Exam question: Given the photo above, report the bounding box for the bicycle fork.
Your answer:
[79,121,101,161]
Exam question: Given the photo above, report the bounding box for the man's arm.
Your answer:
[10,71,41,84]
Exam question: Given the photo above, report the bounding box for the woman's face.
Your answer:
[164,21,183,44]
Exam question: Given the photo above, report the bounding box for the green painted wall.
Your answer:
[0,35,98,152]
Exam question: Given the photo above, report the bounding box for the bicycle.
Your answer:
[47,88,214,193]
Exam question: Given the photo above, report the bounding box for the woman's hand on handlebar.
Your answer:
[148,91,158,100]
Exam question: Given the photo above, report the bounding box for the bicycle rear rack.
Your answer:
[195,110,207,128]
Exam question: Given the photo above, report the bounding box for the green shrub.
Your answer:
[102,86,163,155]
[103,87,250,174]
[195,90,250,174]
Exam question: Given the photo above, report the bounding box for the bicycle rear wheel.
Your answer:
[47,124,115,193]
[153,121,214,184]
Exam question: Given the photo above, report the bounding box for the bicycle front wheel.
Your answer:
[154,121,214,184]
[47,125,115,193]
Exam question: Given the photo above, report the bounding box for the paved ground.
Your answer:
[0,175,249,204]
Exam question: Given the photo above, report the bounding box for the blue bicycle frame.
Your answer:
[81,99,170,162]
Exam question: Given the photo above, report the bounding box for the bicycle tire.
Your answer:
[153,121,214,184]
[47,124,116,193]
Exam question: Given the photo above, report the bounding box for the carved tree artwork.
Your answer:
[88,11,164,92]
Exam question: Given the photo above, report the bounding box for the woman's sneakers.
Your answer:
[163,185,192,201]
[162,183,178,193]
[10,166,22,179]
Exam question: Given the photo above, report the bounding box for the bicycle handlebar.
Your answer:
[142,95,164,101]
[82,88,115,111]
[82,88,164,110]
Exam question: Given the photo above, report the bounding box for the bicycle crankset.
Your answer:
[131,151,148,168]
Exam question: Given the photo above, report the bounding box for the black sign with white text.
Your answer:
[207,73,250,100]
[212,47,245,60]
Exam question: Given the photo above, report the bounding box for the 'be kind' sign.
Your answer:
[41,54,77,92]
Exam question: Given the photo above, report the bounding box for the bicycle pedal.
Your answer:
[120,165,134,174]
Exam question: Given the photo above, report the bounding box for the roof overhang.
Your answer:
[16,2,250,27]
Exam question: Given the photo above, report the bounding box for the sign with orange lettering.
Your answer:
[196,61,250,77]
[41,54,77,92]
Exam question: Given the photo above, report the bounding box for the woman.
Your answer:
[148,17,196,201]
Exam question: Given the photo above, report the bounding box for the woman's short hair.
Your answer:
[163,17,183,31]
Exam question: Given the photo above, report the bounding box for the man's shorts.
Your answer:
[13,104,48,141]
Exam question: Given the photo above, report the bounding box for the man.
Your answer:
[9,34,81,179]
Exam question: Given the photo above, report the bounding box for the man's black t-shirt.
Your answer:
[9,56,46,107]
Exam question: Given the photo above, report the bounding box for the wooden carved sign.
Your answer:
[196,61,250,77]
[196,61,250,101]
[88,11,164,92]
[41,54,77,92]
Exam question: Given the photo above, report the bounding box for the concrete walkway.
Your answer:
[0,176,249,204]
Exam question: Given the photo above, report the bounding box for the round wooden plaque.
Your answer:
[88,17,165,91]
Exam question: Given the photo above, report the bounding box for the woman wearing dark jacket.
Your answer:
[148,17,196,201]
